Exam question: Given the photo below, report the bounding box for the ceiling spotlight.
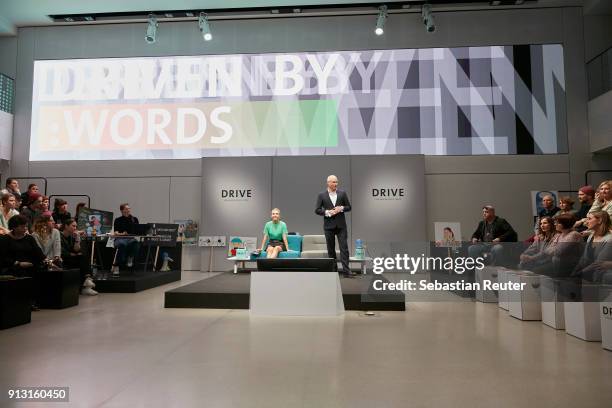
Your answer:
[422,4,436,33]
[199,12,212,41]
[145,14,158,44]
[375,5,388,36]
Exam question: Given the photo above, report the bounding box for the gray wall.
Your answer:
[0,6,598,270]
[584,15,612,62]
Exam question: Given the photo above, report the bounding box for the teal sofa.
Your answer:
[256,234,302,259]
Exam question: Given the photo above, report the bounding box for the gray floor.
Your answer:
[1,271,611,408]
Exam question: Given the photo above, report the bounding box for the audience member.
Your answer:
[588,180,612,218]
[111,203,140,276]
[41,195,50,212]
[20,193,43,230]
[519,216,556,270]
[469,205,518,266]
[60,218,97,295]
[1,178,21,204]
[539,194,560,218]
[572,211,612,282]
[544,213,584,276]
[0,193,19,235]
[574,185,595,231]
[20,184,40,208]
[52,198,72,228]
[0,215,46,310]
[31,213,62,266]
[555,196,576,217]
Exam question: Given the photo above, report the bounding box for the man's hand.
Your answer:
[492,238,501,243]
[472,238,478,244]
[19,261,33,268]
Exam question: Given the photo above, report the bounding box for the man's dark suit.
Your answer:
[315,189,351,273]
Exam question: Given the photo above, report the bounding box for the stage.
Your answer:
[164,272,406,311]
[94,270,181,293]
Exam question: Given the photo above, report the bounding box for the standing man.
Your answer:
[315,175,353,277]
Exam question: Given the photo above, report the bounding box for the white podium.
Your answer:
[600,285,612,351]
[508,272,542,321]
[250,271,345,316]
[540,276,565,330]
[475,266,499,303]
[497,268,512,311]
[565,301,602,341]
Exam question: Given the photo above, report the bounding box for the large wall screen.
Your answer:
[30,44,566,161]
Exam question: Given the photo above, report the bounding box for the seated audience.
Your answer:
[588,180,612,218]
[574,185,595,231]
[20,183,40,209]
[539,194,560,218]
[469,205,518,266]
[1,178,22,204]
[519,216,557,270]
[60,218,97,295]
[31,213,62,267]
[259,208,290,259]
[20,193,43,230]
[0,215,46,310]
[555,196,576,217]
[111,203,140,276]
[572,211,612,282]
[52,198,72,228]
[41,195,50,212]
[545,213,584,276]
[0,193,19,235]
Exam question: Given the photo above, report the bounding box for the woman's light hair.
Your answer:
[589,211,612,237]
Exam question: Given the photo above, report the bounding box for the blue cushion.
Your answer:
[257,235,302,258]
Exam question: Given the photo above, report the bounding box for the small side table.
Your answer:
[227,257,253,274]
[349,257,372,275]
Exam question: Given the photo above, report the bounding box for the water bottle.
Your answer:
[355,239,364,260]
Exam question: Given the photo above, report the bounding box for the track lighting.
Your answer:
[375,5,388,36]
[421,4,436,33]
[145,14,158,44]
[199,12,212,41]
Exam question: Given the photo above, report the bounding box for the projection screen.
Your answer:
[29,45,566,161]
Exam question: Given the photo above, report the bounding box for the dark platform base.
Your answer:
[165,272,405,311]
[0,277,32,329]
[39,268,81,309]
[94,270,181,293]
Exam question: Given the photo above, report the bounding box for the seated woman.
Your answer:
[554,196,576,217]
[572,211,612,282]
[52,198,72,228]
[31,213,62,267]
[0,193,19,235]
[259,208,289,259]
[0,215,46,310]
[519,216,557,270]
[531,213,583,277]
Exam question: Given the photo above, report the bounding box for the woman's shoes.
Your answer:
[81,276,98,296]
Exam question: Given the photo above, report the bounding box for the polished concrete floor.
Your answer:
[1,271,611,408]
